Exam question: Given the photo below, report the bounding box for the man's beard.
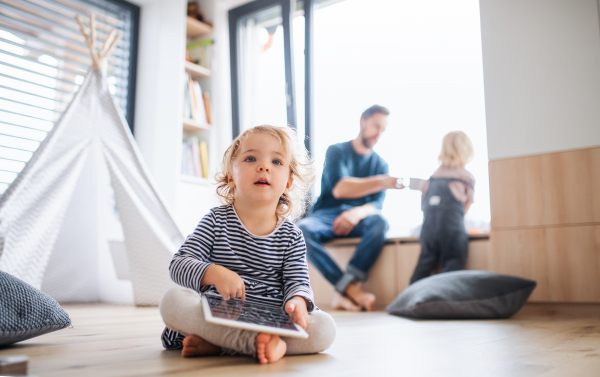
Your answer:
[361,136,374,149]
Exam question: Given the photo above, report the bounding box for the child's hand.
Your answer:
[285,296,310,329]
[203,265,246,301]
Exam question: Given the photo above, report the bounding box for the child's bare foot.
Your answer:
[182,334,222,357]
[255,333,287,364]
[331,292,361,311]
[346,284,376,311]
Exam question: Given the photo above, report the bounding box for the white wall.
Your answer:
[130,0,187,209]
[480,0,600,160]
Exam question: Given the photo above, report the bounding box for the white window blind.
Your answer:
[0,0,138,195]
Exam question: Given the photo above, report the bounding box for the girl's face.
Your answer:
[229,132,293,207]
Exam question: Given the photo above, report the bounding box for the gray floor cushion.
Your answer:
[386,270,537,319]
[0,271,71,347]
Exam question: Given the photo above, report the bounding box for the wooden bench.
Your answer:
[308,234,491,309]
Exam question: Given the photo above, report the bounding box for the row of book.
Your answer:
[182,137,209,179]
[184,72,211,124]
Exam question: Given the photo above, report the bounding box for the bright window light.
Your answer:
[313,0,490,235]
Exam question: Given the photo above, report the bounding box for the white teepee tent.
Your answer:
[0,16,182,306]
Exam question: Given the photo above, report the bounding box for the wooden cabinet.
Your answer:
[489,155,544,228]
[308,238,491,309]
[489,229,549,301]
[545,225,600,302]
[490,147,600,229]
[488,147,600,303]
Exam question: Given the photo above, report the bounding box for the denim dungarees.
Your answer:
[410,177,474,284]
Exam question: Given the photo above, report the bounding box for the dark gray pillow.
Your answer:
[386,270,537,319]
[1,271,71,347]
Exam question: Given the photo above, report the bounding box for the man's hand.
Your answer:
[384,176,405,190]
[285,296,310,329]
[203,265,246,301]
[332,208,362,236]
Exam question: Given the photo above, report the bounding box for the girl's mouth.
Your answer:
[254,179,270,186]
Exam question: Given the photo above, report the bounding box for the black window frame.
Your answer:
[229,0,314,157]
[82,0,140,132]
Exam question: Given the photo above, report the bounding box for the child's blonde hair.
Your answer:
[438,131,474,168]
[215,125,315,221]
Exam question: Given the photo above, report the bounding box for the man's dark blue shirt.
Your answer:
[312,141,389,212]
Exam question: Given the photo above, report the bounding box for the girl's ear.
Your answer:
[228,175,236,189]
[284,176,293,194]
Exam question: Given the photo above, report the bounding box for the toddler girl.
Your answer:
[159,125,336,364]
[410,131,475,284]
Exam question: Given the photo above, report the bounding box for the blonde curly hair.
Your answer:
[215,125,315,221]
[438,131,474,168]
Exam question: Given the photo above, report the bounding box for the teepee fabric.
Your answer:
[0,69,183,306]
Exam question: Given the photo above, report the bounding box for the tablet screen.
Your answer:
[204,294,300,332]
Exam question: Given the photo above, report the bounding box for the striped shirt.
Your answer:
[169,205,315,311]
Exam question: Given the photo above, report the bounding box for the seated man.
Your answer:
[297,105,403,311]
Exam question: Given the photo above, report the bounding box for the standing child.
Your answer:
[410,131,475,284]
[159,125,336,364]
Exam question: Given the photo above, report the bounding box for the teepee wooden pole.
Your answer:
[90,14,96,56]
[76,15,101,69]
[103,33,122,60]
[99,29,117,59]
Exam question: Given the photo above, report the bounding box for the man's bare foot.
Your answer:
[255,333,287,364]
[331,292,361,311]
[346,284,376,311]
[182,335,222,357]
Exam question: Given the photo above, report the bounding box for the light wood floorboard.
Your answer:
[1,304,600,377]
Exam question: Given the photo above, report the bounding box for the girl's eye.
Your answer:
[273,159,283,165]
[244,156,256,162]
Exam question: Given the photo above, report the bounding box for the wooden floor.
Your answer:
[2,303,600,377]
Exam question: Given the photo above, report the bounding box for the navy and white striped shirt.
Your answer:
[169,205,315,311]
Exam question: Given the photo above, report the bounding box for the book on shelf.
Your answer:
[183,72,210,125]
[202,91,211,124]
[186,39,212,69]
[199,140,209,179]
[181,137,209,179]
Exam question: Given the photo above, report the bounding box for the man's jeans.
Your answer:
[297,205,389,295]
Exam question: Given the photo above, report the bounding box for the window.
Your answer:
[0,0,139,195]
[312,0,490,235]
[230,0,490,234]
[229,0,305,142]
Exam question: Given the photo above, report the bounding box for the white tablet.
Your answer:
[201,294,309,339]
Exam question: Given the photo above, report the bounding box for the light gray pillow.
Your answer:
[0,271,71,347]
[386,270,536,319]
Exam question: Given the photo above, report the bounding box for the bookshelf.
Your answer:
[186,16,212,38]
[185,60,212,79]
[183,118,211,133]
[181,15,213,186]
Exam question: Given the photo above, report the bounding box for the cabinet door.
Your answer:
[464,240,491,271]
[540,148,600,225]
[396,243,421,293]
[490,229,549,301]
[489,156,544,228]
[546,225,600,302]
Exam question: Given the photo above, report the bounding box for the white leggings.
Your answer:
[159,287,337,356]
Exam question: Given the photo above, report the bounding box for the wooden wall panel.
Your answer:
[540,148,600,225]
[307,245,353,308]
[489,155,544,228]
[308,243,399,309]
[490,229,549,301]
[395,243,421,293]
[490,146,600,228]
[464,239,491,270]
[309,240,492,308]
[545,225,600,302]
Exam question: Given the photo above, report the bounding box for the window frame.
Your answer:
[228,0,315,157]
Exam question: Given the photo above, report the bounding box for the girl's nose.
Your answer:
[258,165,270,173]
